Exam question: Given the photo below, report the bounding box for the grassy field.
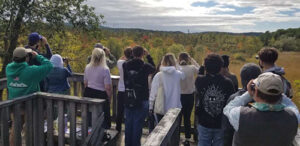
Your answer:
[228,51,300,108]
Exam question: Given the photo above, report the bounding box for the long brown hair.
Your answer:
[178,52,190,65]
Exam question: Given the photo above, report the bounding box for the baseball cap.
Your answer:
[13,47,32,58]
[28,32,42,45]
[94,43,104,49]
[253,72,283,96]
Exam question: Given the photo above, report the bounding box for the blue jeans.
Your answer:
[125,101,148,146]
[197,124,224,146]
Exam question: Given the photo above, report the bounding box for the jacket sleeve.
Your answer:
[223,92,252,131]
[149,73,160,110]
[42,44,53,59]
[281,95,300,123]
[145,55,156,74]
[106,53,117,69]
[30,55,53,82]
[65,64,72,77]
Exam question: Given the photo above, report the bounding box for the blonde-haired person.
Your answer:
[84,48,112,129]
[178,52,200,145]
[149,53,185,121]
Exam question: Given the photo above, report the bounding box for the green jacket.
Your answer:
[6,55,53,99]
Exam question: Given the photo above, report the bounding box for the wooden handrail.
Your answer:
[143,108,181,146]
[0,91,106,146]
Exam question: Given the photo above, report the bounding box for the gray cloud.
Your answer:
[86,0,300,32]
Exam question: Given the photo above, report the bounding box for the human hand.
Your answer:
[63,57,69,65]
[247,80,256,97]
[103,48,110,55]
[30,51,38,59]
[41,37,48,46]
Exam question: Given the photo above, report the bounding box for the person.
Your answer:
[222,63,261,146]
[257,47,293,98]
[220,55,238,92]
[46,54,72,94]
[224,72,300,146]
[87,43,117,69]
[6,47,53,146]
[195,53,234,146]
[116,47,132,132]
[25,32,53,91]
[177,52,199,145]
[84,48,112,129]
[149,53,185,121]
[123,46,155,146]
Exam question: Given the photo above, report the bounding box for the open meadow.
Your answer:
[229,51,300,107]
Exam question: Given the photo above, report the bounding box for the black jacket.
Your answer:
[195,74,234,129]
[123,55,155,101]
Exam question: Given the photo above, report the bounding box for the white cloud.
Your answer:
[86,0,300,32]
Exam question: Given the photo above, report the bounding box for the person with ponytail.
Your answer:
[84,48,112,129]
[178,52,200,145]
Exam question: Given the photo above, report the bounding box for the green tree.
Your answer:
[0,0,103,77]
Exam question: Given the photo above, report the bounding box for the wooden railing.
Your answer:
[0,73,120,121]
[0,92,105,146]
[143,108,181,146]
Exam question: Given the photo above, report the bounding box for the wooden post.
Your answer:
[13,103,22,146]
[46,99,54,146]
[33,98,40,146]
[73,82,78,96]
[81,103,88,145]
[26,100,33,146]
[37,98,45,146]
[69,102,76,146]
[58,101,65,146]
[1,107,10,146]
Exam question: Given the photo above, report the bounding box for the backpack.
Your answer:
[124,64,144,108]
[281,76,293,98]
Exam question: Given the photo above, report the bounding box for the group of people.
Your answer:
[5,32,300,146]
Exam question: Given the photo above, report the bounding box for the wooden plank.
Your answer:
[83,112,105,146]
[112,83,117,121]
[143,108,181,146]
[33,98,40,146]
[0,93,36,108]
[81,103,88,145]
[37,92,105,104]
[1,107,10,146]
[37,98,45,146]
[58,101,65,146]
[91,104,100,128]
[13,103,22,146]
[46,99,54,146]
[25,100,33,146]
[73,82,78,96]
[81,82,85,97]
[69,102,76,146]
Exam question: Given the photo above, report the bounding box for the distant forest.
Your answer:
[1,26,300,73]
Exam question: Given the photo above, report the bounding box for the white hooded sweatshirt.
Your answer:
[149,66,185,114]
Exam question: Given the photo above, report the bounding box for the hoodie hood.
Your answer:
[6,62,28,78]
[50,54,63,68]
[264,66,285,75]
[160,66,177,74]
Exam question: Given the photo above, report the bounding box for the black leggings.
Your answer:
[84,87,111,129]
[116,91,125,131]
[181,93,194,139]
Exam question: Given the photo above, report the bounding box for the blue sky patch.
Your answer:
[217,5,255,15]
[191,1,218,8]
[279,9,300,16]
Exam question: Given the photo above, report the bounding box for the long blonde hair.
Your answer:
[161,53,176,67]
[88,48,107,68]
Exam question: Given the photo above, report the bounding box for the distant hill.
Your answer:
[100,26,263,36]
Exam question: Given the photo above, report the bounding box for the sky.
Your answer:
[86,0,300,33]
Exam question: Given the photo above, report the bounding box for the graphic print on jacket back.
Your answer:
[203,84,225,117]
